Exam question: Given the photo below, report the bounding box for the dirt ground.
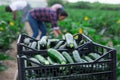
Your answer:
[0,41,18,80]
[0,22,32,80]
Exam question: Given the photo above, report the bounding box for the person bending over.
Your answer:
[28,8,68,39]
[5,0,31,22]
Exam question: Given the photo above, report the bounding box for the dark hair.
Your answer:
[5,6,12,12]
[56,8,68,17]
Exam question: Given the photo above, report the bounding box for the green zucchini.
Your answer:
[34,55,49,65]
[28,42,32,48]
[54,40,64,49]
[37,42,40,50]
[88,53,101,60]
[82,56,94,62]
[47,39,50,49]
[27,42,32,50]
[47,57,59,65]
[65,33,74,48]
[24,38,30,44]
[47,48,67,64]
[22,47,26,51]
[39,36,47,45]
[29,58,40,67]
[21,55,27,67]
[47,39,59,42]
[72,50,83,63]
[73,40,78,48]
[81,58,88,63]
[62,51,74,64]
[62,34,65,39]
[38,36,47,48]
[30,41,37,49]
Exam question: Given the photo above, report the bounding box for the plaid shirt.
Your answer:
[30,8,59,30]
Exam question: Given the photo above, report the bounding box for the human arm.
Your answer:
[51,19,62,37]
[51,21,61,37]
[50,12,62,36]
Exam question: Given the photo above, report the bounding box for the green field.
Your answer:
[58,8,120,45]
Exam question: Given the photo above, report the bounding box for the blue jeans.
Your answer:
[28,14,46,39]
[21,4,31,22]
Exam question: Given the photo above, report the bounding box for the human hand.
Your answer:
[52,29,61,37]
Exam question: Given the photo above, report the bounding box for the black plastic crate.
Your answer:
[17,33,92,52]
[17,42,116,80]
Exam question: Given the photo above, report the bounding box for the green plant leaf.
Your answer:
[0,53,14,61]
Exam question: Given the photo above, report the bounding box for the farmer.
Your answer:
[5,0,31,22]
[28,8,68,39]
[51,3,64,11]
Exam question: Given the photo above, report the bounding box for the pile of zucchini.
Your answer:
[21,33,106,67]
[23,48,108,79]
[25,48,103,66]
[20,33,108,79]
[22,33,84,51]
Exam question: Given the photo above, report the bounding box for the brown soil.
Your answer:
[0,41,18,80]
